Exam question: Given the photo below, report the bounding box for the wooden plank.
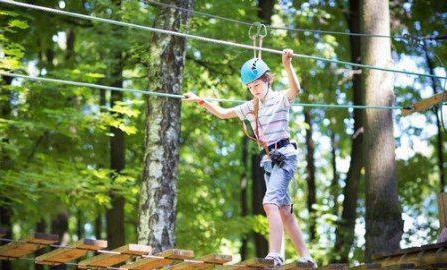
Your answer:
[378,248,447,267]
[171,261,211,270]
[402,91,447,116]
[158,249,194,260]
[0,233,58,259]
[35,239,107,265]
[200,254,232,265]
[121,249,195,270]
[78,244,151,268]
[373,242,447,259]
[278,261,317,270]
[439,193,447,230]
[170,254,233,270]
[121,258,175,270]
[236,258,274,268]
[381,264,416,270]
[319,264,349,270]
[349,263,381,270]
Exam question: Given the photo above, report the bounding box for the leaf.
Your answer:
[0,58,21,69]
[119,124,137,135]
[95,194,110,206]
[0,10,18,17]
[109,104,140,118]
[8,19,28,29]
[86,72,105,78]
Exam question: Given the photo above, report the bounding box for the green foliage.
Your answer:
[0,0,446,267]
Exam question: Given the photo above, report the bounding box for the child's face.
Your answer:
[247,79,268,98]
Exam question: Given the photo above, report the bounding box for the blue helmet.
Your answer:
[240,58,270,85]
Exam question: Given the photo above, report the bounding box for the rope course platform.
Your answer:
[402,91,447,116]
[0,230,337,270]
[2,229,447,270]
[373,242,447,268]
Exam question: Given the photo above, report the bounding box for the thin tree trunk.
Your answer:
[252,153,269,256]
[1,75,13,270]
[96,47,107,243]
[422,40,445,192]
[77,210,84,240]
[257,0,275,24]
[304,109,317,241]
[35,219,47,270]
[333,0,364,262]
[50,212,69,270]
[329,128,339,218]
[106,53,126,249]
[106,0,126,250]
[0,206,11,270]
[361,0,403,261]
[138,0,193,253]
[240,137,249,260]
[65,28,75,64]
[95,211,103,240]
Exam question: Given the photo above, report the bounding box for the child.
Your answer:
[183,49,316,267]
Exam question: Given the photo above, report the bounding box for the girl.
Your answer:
[183,49,316,267]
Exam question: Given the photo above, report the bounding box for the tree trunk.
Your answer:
[257,0,276,24]
[304,109,317,241]
[106,0,126,250]
[252,153,269,256]
[50,212,69,270]
[361,0,403,261]
[240,137,249,260]
[137,0,193,253]
[95,212,103,240]
[0,206,11,270]
[65,28,75,64]
[1,75,13,270]
[77,210,84,240]
[333,0,364,262]
[35,219,47,270]
[106,54,126,249]
[329,128,339,218]
[422,40,445,192]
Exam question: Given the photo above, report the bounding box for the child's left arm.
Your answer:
[282,49,301,103]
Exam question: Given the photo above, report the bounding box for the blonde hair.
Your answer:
[251,71,274,149]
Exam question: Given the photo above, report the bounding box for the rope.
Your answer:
[0,0,446,81]
[145,0,441,42]
[0,71,404,110]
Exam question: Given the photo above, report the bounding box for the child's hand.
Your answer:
[183,92,202,103]
[282,49,294,67]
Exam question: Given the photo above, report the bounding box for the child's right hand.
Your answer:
[183,92,202,103]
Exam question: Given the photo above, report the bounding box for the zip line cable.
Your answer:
[146,0,443,42]
[0,0,446,81]
[0,71,404,110]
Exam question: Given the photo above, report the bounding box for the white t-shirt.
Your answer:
[233,89,297,164]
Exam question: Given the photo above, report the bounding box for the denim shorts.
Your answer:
[261,155,298,207]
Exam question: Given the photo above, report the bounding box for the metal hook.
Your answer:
[248,22,268,59]
[258,23,267,38]
[248,22,261,40]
